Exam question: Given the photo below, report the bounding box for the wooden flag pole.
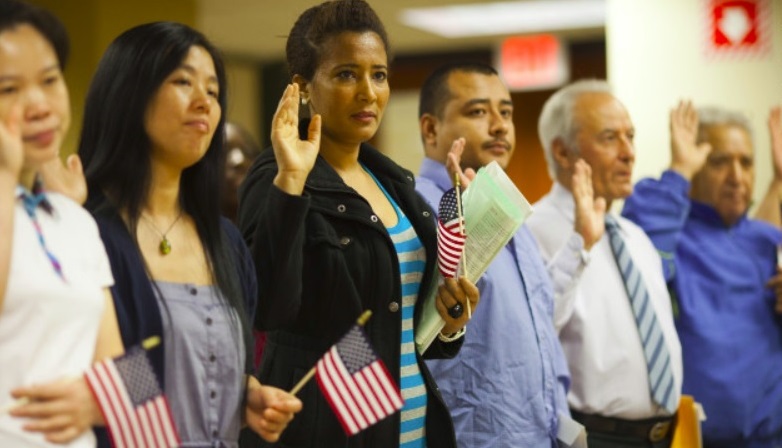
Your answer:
[454,173,470,319]
[289,310,373,396]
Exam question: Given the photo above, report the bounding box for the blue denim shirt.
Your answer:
[418,158,569,448]
[624,170,782,446]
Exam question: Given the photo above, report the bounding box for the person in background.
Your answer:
[78,21,301,447]
[0,1,124,446]
[221,122,267,370]
[222,122,262,223]
[528,79,682,448]
[623,101,782,447]
[416,62,600,448]
[237,1,479,446]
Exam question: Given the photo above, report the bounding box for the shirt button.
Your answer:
[388,301,399,312]
[422,211,431,218]
[212,430,219,438]
[210,390,216,399]
[370,215,379,222]
[339,236,351,246]
[337,204,346,212]
[189,287,197,295]
[206,317,213,326]
[210,354,216,362]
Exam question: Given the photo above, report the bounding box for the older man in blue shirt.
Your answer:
[416,62,601,448]
[623,101,782,447]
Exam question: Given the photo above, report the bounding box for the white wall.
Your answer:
[606,0,782,209]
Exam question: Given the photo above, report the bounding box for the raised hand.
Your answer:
[769,106,782,181]
[444,138,477,189]
[572,159,605,250]
[0,103,23,181]
[39,154,87,204]
[669,100,711,180]
[245,377,303,443]
[9,377,103,444]
[271,83,321,195]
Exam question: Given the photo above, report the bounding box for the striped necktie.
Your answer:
[18,185,66,282]
[605,215,676,414]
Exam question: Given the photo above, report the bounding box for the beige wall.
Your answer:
[607,0,782,210]
[379,92,426,174]
[29,0,197,155]
[224,59,262,145]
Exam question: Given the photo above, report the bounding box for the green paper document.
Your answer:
[415,161,532,353]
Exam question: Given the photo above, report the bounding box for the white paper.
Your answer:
[415,161,531,352]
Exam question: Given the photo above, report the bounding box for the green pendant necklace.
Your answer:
[142,212,183,255]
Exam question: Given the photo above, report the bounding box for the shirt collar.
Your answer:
[17,177,54,215]
[690,199,747,230]
[419,157,455,192]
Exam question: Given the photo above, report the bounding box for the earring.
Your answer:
[301,96,309,105]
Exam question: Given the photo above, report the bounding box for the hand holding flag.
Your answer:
[289,311,404,436]
[84,337,180,448]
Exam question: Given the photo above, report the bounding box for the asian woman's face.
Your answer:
[144,45,221,171]
[0,24,70,171]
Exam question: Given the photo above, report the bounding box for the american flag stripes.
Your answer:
[84,346,180,448]
[437,187,466,278]
[315,324,404,436]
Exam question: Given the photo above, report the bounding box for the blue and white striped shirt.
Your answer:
[367,168,428,447]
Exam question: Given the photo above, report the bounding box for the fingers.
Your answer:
[12,379,71,402]
[445,138,470,188]
[272,84,299,129]
[670,99,696,132]
[436,276,480,334]
[307,113,321,148]
[0,102,24,176]
[65,153,83,174]
[572,159,593,202]
[247,386,302,443]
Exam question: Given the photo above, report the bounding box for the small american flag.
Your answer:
[437,187,466,278]
[315,324,404,436]
[84,346,180,448]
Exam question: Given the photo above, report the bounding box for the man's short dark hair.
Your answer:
[418,62,498,119]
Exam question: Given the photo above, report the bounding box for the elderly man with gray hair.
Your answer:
[622,101,782,447]
[527,80,683,448]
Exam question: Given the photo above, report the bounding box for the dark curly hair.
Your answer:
[285,0,390,81]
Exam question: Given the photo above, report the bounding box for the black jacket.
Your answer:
[237,137,461,448]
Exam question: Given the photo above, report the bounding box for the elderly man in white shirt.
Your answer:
[526,80,683,448]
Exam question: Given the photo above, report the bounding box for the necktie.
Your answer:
[605,214,676,413]
[18,185,66,282]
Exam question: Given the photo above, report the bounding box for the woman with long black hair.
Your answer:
[78,21,301,447]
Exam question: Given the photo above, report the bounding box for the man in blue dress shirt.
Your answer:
[623,101,782,447]
[416,62,601,448]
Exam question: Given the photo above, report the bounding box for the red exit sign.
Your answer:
[496,34,569,91]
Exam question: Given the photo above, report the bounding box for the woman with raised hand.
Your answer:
[0,1,123,446]
[78,21,301,447]
[237,1,479,447]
